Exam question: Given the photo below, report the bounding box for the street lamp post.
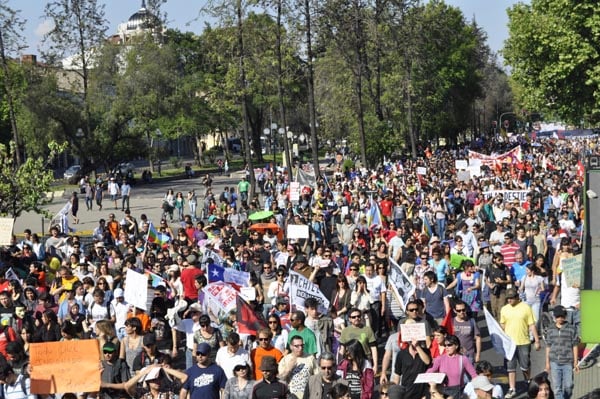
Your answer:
[499,112,516,140]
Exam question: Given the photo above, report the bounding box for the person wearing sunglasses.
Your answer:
[278,336,318,399]
[339,308,378,375]
[426,335,477,399]
[251,328,283,380]
[305,351,345,399]
[451,300,481,365]
[180,342,227,399]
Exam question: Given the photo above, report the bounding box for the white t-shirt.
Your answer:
[215,346,251,379]
[364,275,386,303]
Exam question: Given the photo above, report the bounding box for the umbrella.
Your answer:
[248,210,274,221]
[248,223,280,233]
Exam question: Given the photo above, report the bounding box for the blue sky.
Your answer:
[9,0,524,60]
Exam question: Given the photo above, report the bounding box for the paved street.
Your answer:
[12,172,600,398]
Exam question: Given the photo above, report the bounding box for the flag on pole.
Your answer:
[207,264,250,288]
[236,295,267,335]
[147,223,170,246]
[366,196,382,228]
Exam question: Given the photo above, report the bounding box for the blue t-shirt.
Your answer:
[183,363,227,399]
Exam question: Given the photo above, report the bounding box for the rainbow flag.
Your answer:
[147,223,170,246]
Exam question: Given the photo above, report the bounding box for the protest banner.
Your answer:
[287,224,310,239]
[0,218,14,246]
[30,339,100,394]
[482,190,529,203]
[288,271,329,313]
[203,282,237,316]
[560,255,582,287]
[468,146,522,166]
[388,258,416,310]
[124,269,148,311]
[483,307,516,361]
[400,323,427,342]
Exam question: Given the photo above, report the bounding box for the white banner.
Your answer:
[287,224,309,239]
[483,307,516,361]
[124,269,148,311]
[288,271,329,313]
[482,190,529,203]
[203,282,238,316]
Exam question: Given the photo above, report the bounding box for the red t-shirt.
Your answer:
[380,199,393,217]
[180,267,203,300]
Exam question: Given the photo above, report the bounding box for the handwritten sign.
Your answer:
[560,255,582,287]
[30,340,100,394]
[124,269,148,311]
[289,182,301,202]
[0,218,14,246]
[400,322,427,342]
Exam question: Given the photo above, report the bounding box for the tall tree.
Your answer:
[0,1,26,164]
[504,0,600,124]
[42,0,108,140]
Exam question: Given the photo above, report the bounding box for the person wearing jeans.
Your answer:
[545,305,579,399]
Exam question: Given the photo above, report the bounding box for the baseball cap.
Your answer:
[196,342,211,355]
[113,288,124,298]
[471,375,494,392]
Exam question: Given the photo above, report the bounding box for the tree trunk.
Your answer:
[276,0,293,180]
[304,0,320,178]
[237,0,255,199]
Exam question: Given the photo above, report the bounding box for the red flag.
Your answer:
[440,310,454,336]
[236,295,267,335]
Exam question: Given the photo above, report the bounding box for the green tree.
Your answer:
[0,1,26,164]
[504,0,600,124]
[42,0,109,138]
[0,141,66,218]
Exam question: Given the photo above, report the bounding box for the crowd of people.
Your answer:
[0,136,598,399]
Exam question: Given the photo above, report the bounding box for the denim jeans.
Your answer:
[550,361,573,399]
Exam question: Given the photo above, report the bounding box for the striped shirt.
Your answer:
[546,323,578,364]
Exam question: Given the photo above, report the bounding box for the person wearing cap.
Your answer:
[180,342,227,399]
[500,288,540,399]
[469,375,495,398]
[462,360,503,399]
[251,356,289,399]
[110,288,129,339]
[100,341,131,398]
[544,305,578,399]
[131,333,160,373]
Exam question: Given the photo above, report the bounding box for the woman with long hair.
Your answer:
[337,339,374,399]
[426,335,477,399]
[95,319,119,360]
[447,259,481,315]
[332,275,352,319]
[528,373,554,399]
[267,313,287,353]
[224,362,254,399]
[35,310,62,342]
[350,276,371,324]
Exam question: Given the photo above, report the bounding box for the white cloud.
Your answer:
[34,19,54,38]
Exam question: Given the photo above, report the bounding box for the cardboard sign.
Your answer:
[240,286,256,301]
[0,218,14,246]
[560,255,582,287]
[416,167,427,175]
[287,224,309,239]
[30,340,101,394]
[400,322,427,342]
[124,269,148,311]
